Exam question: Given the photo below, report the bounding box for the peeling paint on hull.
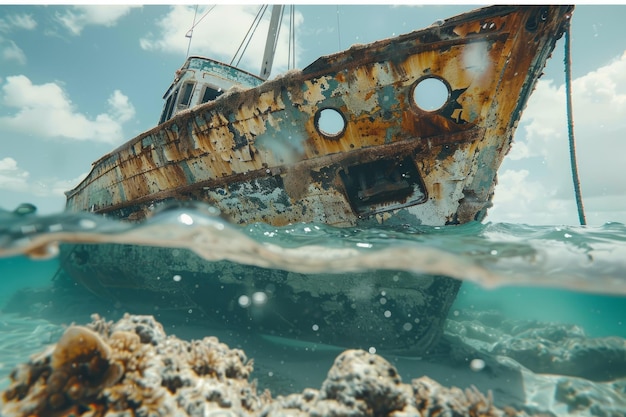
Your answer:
[60,6,574,354]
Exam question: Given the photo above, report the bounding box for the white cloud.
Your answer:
[489,169,578,225]
[57,5,140,36]
[31,172,88,198]
[0,14,37,32]
[9,14,37,31]
[140,5,304,77]
[0,13,35,64]
[0,157,29,191]
[108,90,135,123]
[0,157,85,197]
[0,75,136,144]
[0,157,87,214]
[490,50,626,225]
[1,40,26,64]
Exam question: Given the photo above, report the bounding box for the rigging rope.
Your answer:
[191,5,217,31]
[189,5,296,74]
[185,5,199,58]
[564,18,586,226]
[231,5,267,67]
[185,5,217,58]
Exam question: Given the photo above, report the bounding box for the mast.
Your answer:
[260,5,284,80]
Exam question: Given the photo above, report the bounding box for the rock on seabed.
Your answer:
[1,314,532,417]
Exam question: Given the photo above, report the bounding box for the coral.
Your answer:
[412,376,500,416]
[319,350,413,415]
[1,314,257,417]
[1,314,534,417]
[2,325,123,416]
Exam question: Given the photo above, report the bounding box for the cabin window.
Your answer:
[159,88,178,124]
[178,82,195,108]
[201,86,223,104]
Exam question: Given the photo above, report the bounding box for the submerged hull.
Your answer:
[61,6,573,353]
[61,243,461,353]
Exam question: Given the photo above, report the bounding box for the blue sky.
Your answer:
[0,4,625,225]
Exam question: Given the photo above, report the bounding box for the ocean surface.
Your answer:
[1,204,626,416]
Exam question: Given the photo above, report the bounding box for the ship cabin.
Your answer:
[158,56,265,124]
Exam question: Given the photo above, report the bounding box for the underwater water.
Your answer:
[1,204,626,416]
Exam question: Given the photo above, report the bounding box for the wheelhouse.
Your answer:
[158,56,265,124]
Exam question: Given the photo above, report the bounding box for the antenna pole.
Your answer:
[260,5,284,80]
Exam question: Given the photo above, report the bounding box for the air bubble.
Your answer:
[78,219,97,229]
[470,358,486,372]
[238,295,251,308]
[173,275,182,282]
[368,347,376,354]
[312,324,319,331]
[13,203,37,215]
[252,291,267,306]
[178,213,194,225]
[384,310,391,318]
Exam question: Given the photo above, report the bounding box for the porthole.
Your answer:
[314,108,346,139]
[412,76,449,112]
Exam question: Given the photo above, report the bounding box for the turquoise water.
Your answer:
[1,204,626,415]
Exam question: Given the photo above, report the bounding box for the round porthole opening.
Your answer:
[412,76,449,112]
[315,108,346,139]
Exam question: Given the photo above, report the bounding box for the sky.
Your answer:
[0,4,625,226]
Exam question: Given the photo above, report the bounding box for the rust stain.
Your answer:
[431,182,443,201]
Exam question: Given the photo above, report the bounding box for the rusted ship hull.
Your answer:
[60,6,573,353]
[65,6,571,227]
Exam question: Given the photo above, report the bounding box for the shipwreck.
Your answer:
[58,5,574,354]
